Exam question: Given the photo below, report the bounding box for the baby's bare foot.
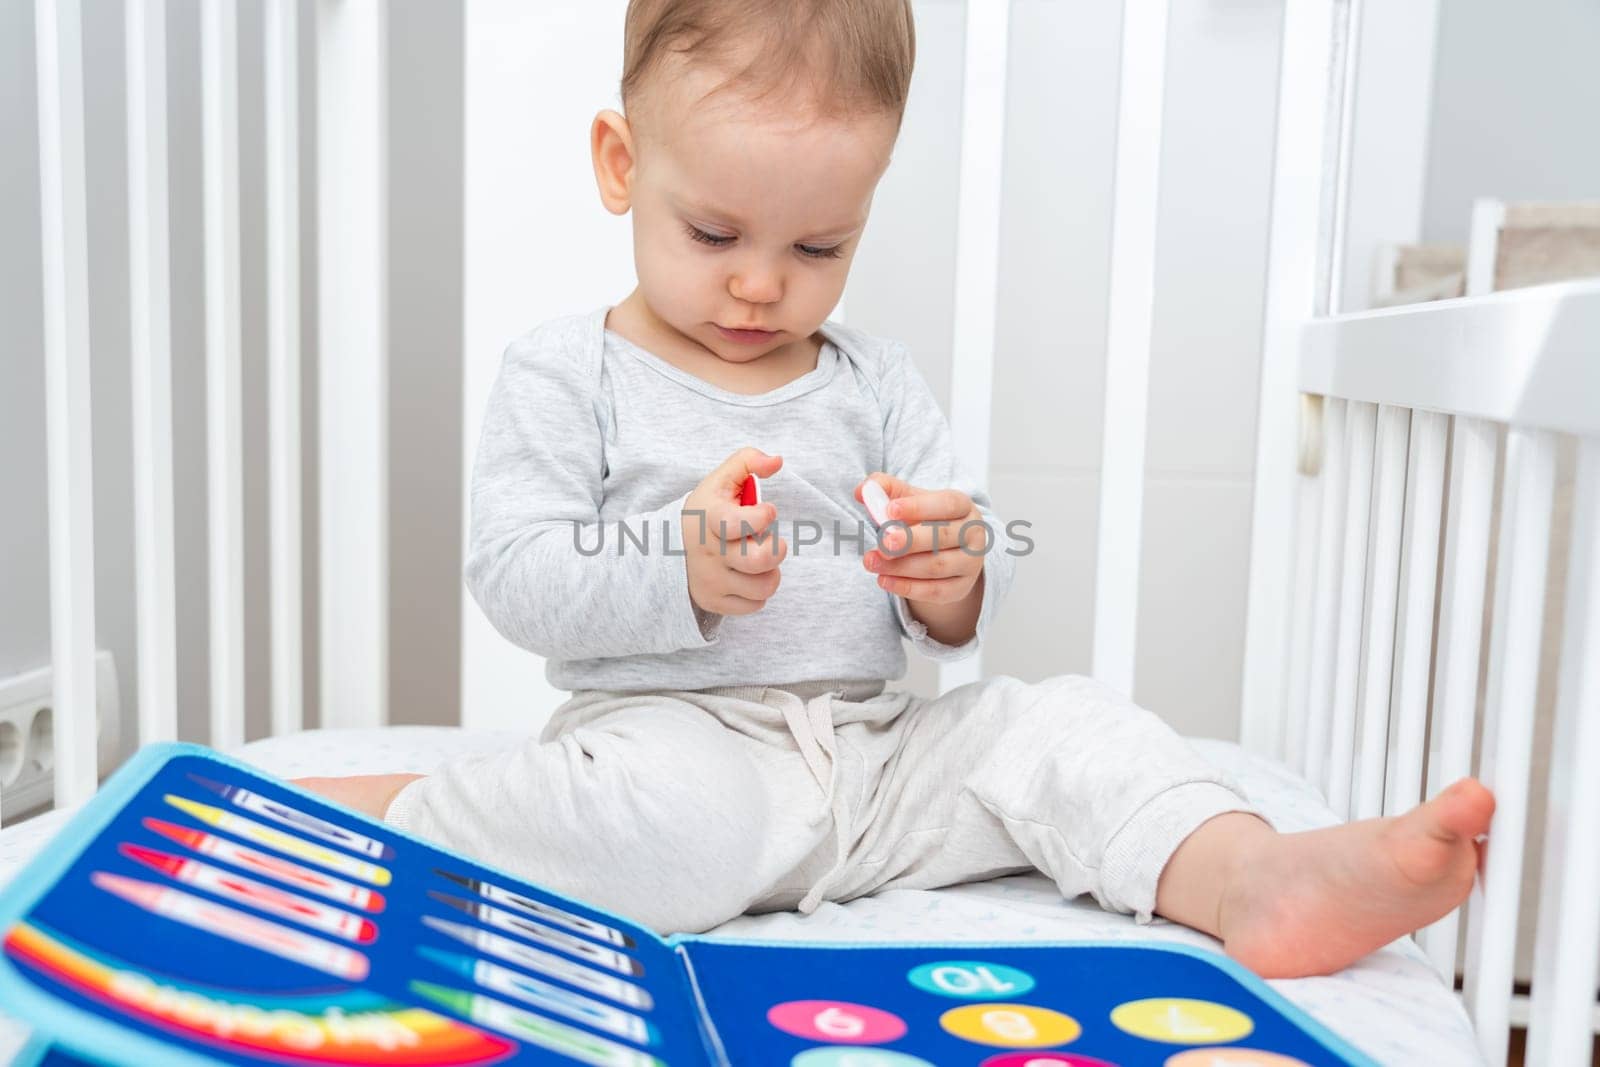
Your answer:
[290,773,425,821]
[1218,778,1495,978]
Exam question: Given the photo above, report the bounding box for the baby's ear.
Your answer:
[590,109,635,215]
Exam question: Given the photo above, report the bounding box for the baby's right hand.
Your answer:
[683,448,789,616]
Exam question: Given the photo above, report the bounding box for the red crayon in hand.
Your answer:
[740,474,762,507]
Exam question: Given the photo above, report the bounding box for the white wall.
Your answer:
[1133,0,1285,738]
[1421,0,1600,245]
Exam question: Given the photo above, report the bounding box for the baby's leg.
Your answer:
[853,674,1259,920]
[321,701,796,934]
[856,674,1493,977]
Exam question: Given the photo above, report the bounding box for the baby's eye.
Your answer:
[685,223,734,248]
[796,243,844,260]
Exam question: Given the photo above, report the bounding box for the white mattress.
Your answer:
[0,727,1482,1066]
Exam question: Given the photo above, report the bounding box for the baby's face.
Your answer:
[600,63,899,363]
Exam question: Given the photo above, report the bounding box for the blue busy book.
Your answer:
[0,743,1375,1066]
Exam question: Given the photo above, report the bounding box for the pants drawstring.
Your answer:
[771,687,854,914]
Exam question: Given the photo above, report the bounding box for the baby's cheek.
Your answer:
[638,249,714,323]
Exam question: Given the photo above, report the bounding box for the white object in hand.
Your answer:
[862,478,893,526]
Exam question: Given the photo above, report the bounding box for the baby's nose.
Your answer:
[729,268,783,305]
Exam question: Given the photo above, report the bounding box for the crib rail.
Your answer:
[1299,281,1600,437]
[1272,281,1600,1066]
[22,0,388,826]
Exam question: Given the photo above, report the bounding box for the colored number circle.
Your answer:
[1165,1051,1311,1067]
[1110,998,1254,1045]
[940,1004,1082,1048]
[768,1001,908,1044]
[908,961,1037,1000]
[792,1050,936,1067]
[982,1053,1121,1067]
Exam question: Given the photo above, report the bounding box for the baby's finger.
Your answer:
[723,566,782,603]
[696,501,776,545]
[886,488,973,524]
[857,471,919,507]
[707,591,768,617]
[879,514,988,557]
[724,533,787,574]
[867,545,980,581]
[874,573,972,604]
[710,446,783,496]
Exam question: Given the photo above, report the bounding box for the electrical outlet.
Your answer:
[0,652,121,822]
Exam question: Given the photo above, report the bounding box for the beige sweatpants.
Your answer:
[383,674,1259,935]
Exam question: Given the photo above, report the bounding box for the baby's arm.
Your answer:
[466,332,721,660]
[873,342,1017,658]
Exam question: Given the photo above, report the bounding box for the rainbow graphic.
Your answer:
[3,921,515,1065]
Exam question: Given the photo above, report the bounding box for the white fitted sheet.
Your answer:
[0,727,1482,1065]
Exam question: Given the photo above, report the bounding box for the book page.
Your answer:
[0,744,711,1067]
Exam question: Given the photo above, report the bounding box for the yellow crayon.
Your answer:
[164,794,392,887]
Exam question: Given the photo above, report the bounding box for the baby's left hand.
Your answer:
[856,472,986,604]
[291,773,424,821]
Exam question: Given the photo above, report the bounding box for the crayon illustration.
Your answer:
[411,981,664,1067]
[163,794,392,886]
[434,868,635,948]
[119,843,378,943]
[430,890,642,976]
[422,916,654,1011]
[187,773,396,860]
[419,945,657,1046]
[143,816,386,912]
[91,871,370,981]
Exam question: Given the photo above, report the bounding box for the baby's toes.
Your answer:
[1428,777,1495,842]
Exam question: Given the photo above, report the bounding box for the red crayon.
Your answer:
[141,817,386,913]
[119,843,378,944]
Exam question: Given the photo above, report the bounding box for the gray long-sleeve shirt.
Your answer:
[465,306,1018,692]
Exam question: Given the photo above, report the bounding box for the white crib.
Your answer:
[11,1,1600,1065]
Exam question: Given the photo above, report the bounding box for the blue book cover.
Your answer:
[0,743,1376,1066]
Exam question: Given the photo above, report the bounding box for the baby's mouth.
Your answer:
[715,324,780,344]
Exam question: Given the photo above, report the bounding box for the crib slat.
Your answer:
[1418,415,1497,978]
[1281,469,1323,771]
[1326,400,1378,815]
[201,0,246,751]
[126,0,179,746]
[1092,0,1170,697]
[1525,439,1600,1067]
[1302,398,1350,788]
[941,0,1010,696]
[1463,428,1558,1067]
[1239,0,1344,761]
[265,0,304,738]
[318,0,390,727]
[1385,409,1448,816]
[35,0,100,812]
[1353,404,1409,819]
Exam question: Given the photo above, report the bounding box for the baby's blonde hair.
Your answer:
[621,0,916,124]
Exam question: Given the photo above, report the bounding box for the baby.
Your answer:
[297,0,1494,980]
